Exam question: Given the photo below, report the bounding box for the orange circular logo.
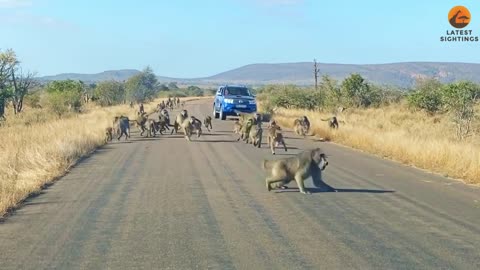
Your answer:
[449,6,471,28]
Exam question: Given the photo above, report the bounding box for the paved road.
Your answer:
[1,98,479,270]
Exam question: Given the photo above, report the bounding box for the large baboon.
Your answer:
[237,118,253,142]
[171,109,188,135]
[262,148,329,194]
[180,116,202,141]
[114,115,130,140]
[144,119,157,138]
[293,116,310,136]
[135,112,148,136]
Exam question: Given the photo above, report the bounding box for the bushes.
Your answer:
[257,74,397,111]
[407,79,444,114]
[94,81,125,106]
[42,80,84,117]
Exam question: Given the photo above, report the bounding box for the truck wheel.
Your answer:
[213,105,219,119]
[220,106,226,120]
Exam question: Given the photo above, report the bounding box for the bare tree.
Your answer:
[313,59,320,91]
[0,49,19,118]
[11,69,36,114]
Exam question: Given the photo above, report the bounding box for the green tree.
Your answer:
[94,80,125,106]
[186,85,203,96]
[125,66,159,102]
[43,80,84,117]
[441,81,479,140]
[168,82,179,90]
[407,78,444,114]
[341,73,379,107]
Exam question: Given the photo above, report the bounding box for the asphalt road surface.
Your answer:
[1,98,479,270]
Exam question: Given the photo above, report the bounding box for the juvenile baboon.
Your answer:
[248,122,263,148]
[203,115,213,132]
[114,115,130,140]
[266,125,287,155]
[321,116,339,129]
[105,127,113,143]
[190,116,203,138]
[233,120,242,134]
[171,109,188,134]
[135,112,148,136]
[262,148,329,194]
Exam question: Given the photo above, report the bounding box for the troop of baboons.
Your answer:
[105,98,335,195]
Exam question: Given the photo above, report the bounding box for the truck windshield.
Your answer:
[225,87,250,96]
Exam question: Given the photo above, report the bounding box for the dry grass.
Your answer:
[264,102,480,185]
[0,97,205,217]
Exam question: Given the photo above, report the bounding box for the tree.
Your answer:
[0,49,18,118]
[94,80,125,106]
[11,69,36,114]
[441,81,479,140]
[313,59,320,91]
[168,82,179,90]
[43,80,84,117]
[341,73,379,107]
[320,75,341,107]
[407,78,444,114]
[125,66,159,102]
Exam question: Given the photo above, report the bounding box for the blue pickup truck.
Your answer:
[213,85,257,120]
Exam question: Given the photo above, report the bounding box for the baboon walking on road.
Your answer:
[262,148,329,194]
[248,122,263,148]
[114,116,130,141]
[266,122,287,155]
[105,127,113,143]
[203,115,213,132]
[171,110,188,135]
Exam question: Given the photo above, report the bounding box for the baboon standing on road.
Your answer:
[203,115,213,132]
[171,110,189,135]
[248,122,263,148]
[114,116,130,141]
[266,123,287,155]
[262,148,329,194]
[105,127,113,143]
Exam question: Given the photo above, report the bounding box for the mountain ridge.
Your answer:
[37,62,480,88]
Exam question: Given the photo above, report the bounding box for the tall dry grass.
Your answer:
[266,103,480,185]
[0,97,206,217]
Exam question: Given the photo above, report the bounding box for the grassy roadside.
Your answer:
[0,97,206,217]
[263,103,480,185]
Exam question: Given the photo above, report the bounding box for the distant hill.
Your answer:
[38,69,141,83]
[38,62,480,88]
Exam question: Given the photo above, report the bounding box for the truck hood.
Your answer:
[224,95,255,100]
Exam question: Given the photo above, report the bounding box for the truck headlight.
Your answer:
[224,99,234,104]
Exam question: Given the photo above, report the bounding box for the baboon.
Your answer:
[180,116,202,141]
[293,116,310,136]
[139,103,144,114]
[248,122,263,148]
[190,116,203,138]
[233,120,242,134]
[203,115,213,132]
[266,124,287,155]
[293,121,308,137]
[237,118,253,142]
[144,119,157,138]
[105,127,113,143]
[114,115,130,140]
[321,116,339,129]
[160,109,171,126]
[262,148,329,194]
[135,112,148,136]
[171,109,189,134]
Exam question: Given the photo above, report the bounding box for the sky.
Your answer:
[1,0,480,77]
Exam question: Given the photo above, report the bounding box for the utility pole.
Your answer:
[313,59,320,91]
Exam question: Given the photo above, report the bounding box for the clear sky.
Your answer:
[1,0,479,77]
